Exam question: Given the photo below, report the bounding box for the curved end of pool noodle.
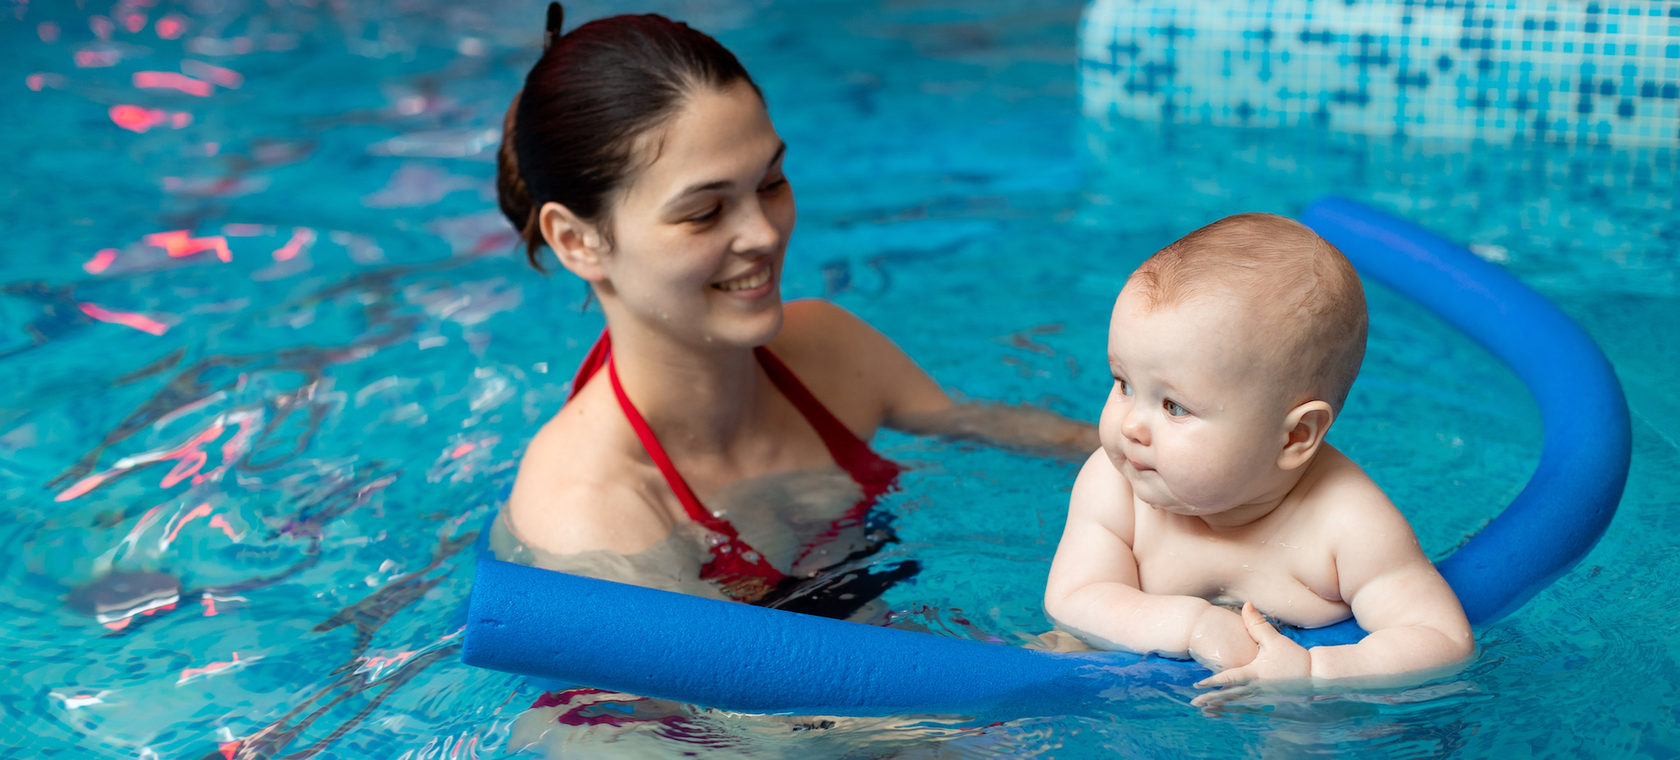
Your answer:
[1299,197,1630,627]
[462,197,1629,713]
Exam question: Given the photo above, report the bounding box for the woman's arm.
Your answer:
[777,299,1096,458]
[889,402,1099,460]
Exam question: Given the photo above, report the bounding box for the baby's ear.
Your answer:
[1277,400,1333,471]
[537,201,609,283]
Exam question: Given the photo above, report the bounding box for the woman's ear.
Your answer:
[1277,400,1334,471]
[538,201,608,282]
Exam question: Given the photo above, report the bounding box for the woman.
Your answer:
[491,3,1093,617]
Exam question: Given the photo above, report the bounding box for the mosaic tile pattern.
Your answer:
[1080,0,1680,145]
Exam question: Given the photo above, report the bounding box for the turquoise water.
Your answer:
[3,0,1677,757]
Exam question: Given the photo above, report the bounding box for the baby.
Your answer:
[1044,213,1473,701]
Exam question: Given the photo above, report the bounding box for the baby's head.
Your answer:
[1102,213,1367,518]
[1126,213,1367,414]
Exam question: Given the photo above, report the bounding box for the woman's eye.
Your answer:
[1163,399,1188,417]
[686,204,722,224]
[759,176,788,193]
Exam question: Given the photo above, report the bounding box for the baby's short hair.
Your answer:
[1128,213,1368,413]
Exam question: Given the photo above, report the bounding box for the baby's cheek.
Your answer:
[1096,400,1124,448]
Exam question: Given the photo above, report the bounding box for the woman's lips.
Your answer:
[712,264,772,292]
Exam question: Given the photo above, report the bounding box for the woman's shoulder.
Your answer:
[774,298,878,356]
[772,298,949,430]
[504,390,675,556]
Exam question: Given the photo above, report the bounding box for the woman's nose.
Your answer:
[732,198,782,254]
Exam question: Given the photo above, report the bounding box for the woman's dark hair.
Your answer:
[497,5,763,270]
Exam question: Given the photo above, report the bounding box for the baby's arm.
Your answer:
[1044,451,1258,671]
[1308,496,1474,678]
[1197,482,1473,692]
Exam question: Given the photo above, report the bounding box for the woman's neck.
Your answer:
[606,325,772,458]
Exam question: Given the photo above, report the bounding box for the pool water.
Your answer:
[4,0,1677,757]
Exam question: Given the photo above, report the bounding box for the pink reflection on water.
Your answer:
[38,21,59,43]
[156,15,185,40]
[102,602,174,631]
[178,652,243,684]
[109,104,189,132]
[109,106,156,131]
[133,71,212,97]
[56,472,113,502]
[160,500,242,545]
[272,228,316,261]
[159,423,225,487]
[209,515,239,541]
[222,223,266,237]
[164,502,214,544]
[76,49,121,68]
[84,248,119,274]
[54,414,258,501]
[78,302,170,335]
[90,15,114,40]
[182,60,243,89]
[143,230,231,262]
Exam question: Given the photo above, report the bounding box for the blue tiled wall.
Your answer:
[1080,0,1680,146]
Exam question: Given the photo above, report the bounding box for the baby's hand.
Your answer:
[1191,603,1311,707]
[1186,604,1259,672]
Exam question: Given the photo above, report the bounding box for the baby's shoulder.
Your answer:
[1068,449,1136,534]
[1298,446,1419,541]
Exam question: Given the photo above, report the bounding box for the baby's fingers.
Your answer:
[1193,665,1252,690]
[1240,602,1284,642]
[1190,683,1256,711]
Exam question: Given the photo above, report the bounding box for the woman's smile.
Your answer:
[711,260,776,297]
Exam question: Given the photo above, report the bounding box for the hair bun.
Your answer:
[544,3,565,49]
[495,90,540,258]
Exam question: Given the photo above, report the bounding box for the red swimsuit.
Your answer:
[533,331,908,726]
[567,329,902,600]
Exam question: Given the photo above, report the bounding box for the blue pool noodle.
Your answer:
[462,197,1629,715]
[1301,197,1630,626]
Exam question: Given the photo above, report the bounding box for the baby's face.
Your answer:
[1098,285,1297,519]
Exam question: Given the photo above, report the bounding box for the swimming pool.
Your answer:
[4,0,1676,757]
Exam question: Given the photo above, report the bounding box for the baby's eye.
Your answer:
[1116,378,1132,396]
[1163,399,1189,417]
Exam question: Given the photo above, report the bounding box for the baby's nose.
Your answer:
[1121,409,1150,445]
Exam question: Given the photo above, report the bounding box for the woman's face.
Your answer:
[595,81,795,350]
